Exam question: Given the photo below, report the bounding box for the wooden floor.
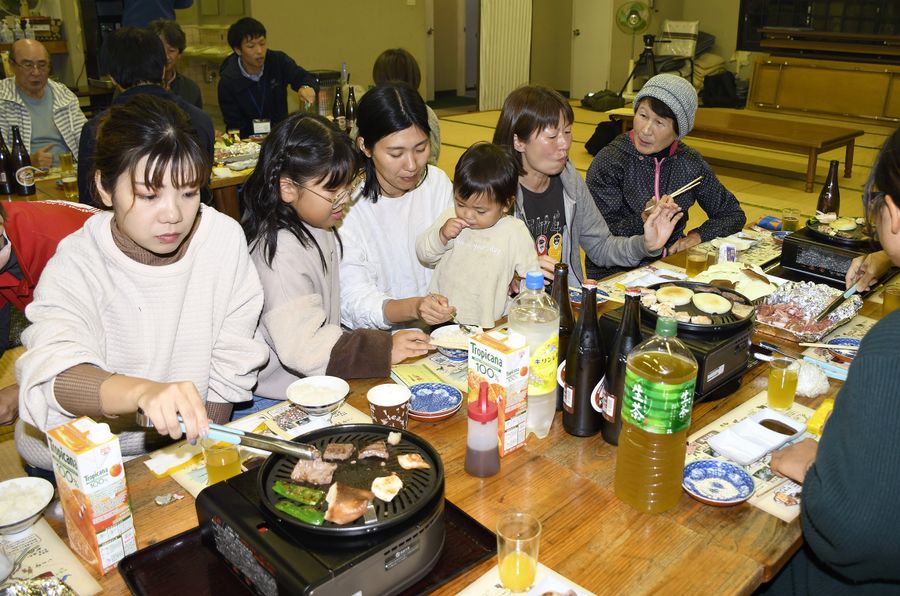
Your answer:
[433,103,896,228]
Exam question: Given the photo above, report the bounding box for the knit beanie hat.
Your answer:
[634,74,698,139]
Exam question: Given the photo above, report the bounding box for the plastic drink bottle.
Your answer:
[614,317,697,513]
[509,271,559,439]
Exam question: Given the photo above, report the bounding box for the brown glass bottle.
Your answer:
[550,263,574,411]
[345,83,357,135]
[332,85,346,132]
[9,126,34,196]
[600,287,643,445]
[0,130,14,195]
[816,160,840,215]
[562,282,605,437]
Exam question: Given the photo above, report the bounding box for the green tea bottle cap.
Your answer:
[655,317,678,337]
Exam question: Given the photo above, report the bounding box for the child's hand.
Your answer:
[134,380,210,442]
[439,218,469,244]
[418,294,455,325]
[391,329,433,364]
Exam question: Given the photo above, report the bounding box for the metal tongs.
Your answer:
[135,409,318,460]
[814,286,857,322]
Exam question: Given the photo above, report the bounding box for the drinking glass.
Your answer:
[767,358,799,411]
[883,286,900,317]
[685,246,709,277]
[201,439,241,484]
[496,512,541,592]
[58,152,78,201]
[781,208,800,232]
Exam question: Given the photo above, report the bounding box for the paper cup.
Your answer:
[367,384,412,429]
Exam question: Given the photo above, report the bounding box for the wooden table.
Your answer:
[209,173,248,222]
[38,294,872,595]
[609,108,864,192]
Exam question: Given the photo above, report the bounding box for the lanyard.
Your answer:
[247,79,267,118]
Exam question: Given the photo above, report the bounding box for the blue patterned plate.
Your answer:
[772,231,792,244]
[682,459,755,506]
[825,336,860,364]
[408,382,463,415]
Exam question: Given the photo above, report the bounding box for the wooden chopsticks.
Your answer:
[798,342,859,350]
[643,176,704,213]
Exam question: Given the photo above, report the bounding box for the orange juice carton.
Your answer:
[467,327,530,456]
[47,417,136,574]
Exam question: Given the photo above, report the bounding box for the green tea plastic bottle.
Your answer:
[614,317,697,513]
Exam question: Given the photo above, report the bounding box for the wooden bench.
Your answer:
[608,108,864,192]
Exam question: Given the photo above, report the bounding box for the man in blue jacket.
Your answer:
[218,17,319,138]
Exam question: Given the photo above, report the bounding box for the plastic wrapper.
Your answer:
[755,281,863,342]
[796,361,830,398]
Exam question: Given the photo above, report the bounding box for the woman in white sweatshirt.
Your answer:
[15,95,268,473]
[339,83,456,330]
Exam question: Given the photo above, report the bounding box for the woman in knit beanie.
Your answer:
[584,73,746,280]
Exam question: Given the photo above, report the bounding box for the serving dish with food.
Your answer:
[756,281,864,342]
[430,324,481,361]
[640,281,756,334]
[0,477,54,535]
[805,215,874,248]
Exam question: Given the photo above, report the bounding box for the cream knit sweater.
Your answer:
[15,206,269,470]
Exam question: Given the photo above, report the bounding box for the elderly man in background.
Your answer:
[0,39,86,169]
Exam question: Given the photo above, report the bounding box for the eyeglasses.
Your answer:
[293,182,352,208]
[11,59,50,72]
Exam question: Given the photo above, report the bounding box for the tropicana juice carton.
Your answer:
[47,417,137,574]
[467,327,530,456]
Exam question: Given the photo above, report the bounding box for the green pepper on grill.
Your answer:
[272,480,325,506]
[274,499,325,526]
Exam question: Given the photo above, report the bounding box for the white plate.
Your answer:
[712,236,754,251]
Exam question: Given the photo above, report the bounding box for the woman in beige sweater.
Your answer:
[242,113,432,401]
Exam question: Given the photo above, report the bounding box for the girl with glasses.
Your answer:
[242,112,432,403]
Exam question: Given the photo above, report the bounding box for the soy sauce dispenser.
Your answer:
[465,381,500,477]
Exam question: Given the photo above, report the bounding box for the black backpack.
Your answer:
[585,121,620,156]
[700,71,743,108]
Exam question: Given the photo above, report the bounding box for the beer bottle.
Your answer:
[600,287,643,445]
[332,85,346,133]
[10,126,34,196]
[550,263,574,411]
[345,83,357,135]
[562,281,605,437]
[0,130,14,195]
[816,160,840,215]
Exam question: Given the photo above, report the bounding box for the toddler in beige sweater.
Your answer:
[416,143,539,328]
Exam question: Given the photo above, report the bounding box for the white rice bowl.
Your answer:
[0,477,54,534]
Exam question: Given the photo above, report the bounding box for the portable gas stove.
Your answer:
[773,226,881,288]
[195,424,447,596]
[600,303,751,402]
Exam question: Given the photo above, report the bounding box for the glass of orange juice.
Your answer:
[496,511,541,592]
[767,358,799,411]
[201,439,242,484]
